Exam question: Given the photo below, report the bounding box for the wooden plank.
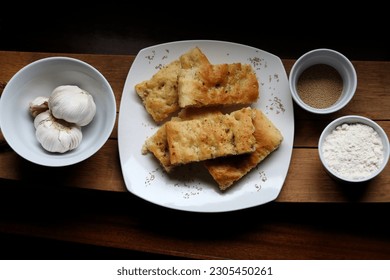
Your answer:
[278,149,390,202]
[1,51,389,202]
[0,190,389,259]
[1,145,389,202]
[1,52,390,260]
[0,139,126,192]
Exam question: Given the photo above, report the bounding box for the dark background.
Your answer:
[0,9,389,61]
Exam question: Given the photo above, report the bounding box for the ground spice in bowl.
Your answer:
[297,64,343,109]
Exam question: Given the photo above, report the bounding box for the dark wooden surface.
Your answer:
[0,16,389,260]
[1,52,389,202]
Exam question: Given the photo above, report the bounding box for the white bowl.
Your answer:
[318,115,389,183]
[0,56,116,167]
[289,48,357,114]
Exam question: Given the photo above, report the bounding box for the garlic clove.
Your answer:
[34,110,83,153]
[29,96,49,117]
[48,85,96,126]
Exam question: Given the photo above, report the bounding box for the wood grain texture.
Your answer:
[1,51,390,260]
[1,51,388,201]
[0,185,389,259]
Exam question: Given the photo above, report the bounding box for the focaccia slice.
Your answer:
[142,123,173,172]
[179,46,211,69]
[178,56,259,108]
[142,107,222,172]
[166,107,256,165]
[135,59,181,122]
[135,47,211,122]
[204,109,283,191]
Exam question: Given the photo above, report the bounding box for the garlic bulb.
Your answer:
[48,85,96,126]
[34,110,82,153]
[29,96,49,117]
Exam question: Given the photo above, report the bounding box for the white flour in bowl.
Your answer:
[322,123,384,180]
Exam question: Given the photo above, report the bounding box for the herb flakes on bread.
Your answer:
[135,47,259,122]
[166,107,256,165]
[204,109,283,190]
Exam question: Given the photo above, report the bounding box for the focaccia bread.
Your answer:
[134,47,211,122]
[142,123,173,172]
[166,107,256,165]
[204,109,283,190]
[142,107,222,172]
[179,46,211,69]
[135,46,260,122]
[178,56,259,108]
[135,59,181,122]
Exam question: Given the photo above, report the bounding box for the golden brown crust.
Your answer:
[179,46,211,69]
[166,107,256,165]
[178,57,259,108]
[142,108,222,172]
[135,60,181,122]
[135,46,259,122]
[176,106,223,120]
[204,109,283,190]
[142,107,283,189]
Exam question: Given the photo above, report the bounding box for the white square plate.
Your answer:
[118,40,294,212]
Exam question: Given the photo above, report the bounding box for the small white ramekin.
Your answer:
[289,48,357,114]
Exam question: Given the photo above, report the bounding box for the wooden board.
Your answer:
[1,51,389,202]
